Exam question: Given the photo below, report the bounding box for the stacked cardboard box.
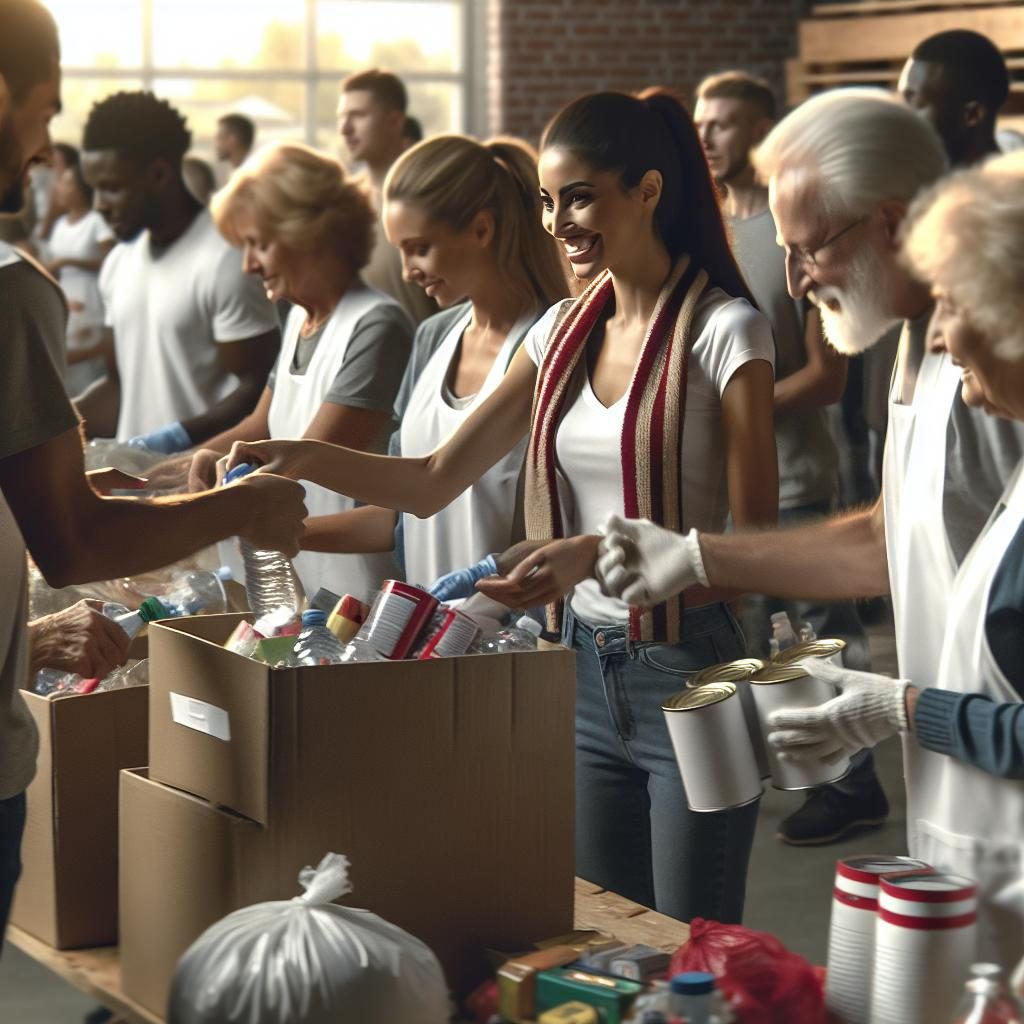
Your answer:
[119,612,577,1016]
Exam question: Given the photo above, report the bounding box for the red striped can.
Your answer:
[360,581,438,660]
[414,607,479,660]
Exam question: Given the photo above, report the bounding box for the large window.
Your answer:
[43,0,473,163]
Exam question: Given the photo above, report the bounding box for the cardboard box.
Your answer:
[136,613,576,1001]
[11,684,148,948]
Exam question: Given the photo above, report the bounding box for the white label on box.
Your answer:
[169,692,231,742]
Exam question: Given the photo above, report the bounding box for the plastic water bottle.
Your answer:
[952,963,1024,1024]
[222,463,302,619]
[770,611,798,651]
[290,610,347,666]
[159,568,231,617]
[338,635,386,663]
[471,615,542,654]
[669,972,717,1024]
[103,659,150,691]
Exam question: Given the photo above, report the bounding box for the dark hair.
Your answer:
[541,88,755,305]
[913,29,1009,115]
[341,68,407,114]
[83,91,191,165]
[696,70,776,122]
[0,0,59,101]
[67,160,93,206]
[402,114,423,145]
[218,113,255,150]
[53,142,78,169]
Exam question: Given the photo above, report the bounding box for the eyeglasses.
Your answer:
[786,215,869,271]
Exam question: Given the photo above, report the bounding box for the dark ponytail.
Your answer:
[541,88,756,307]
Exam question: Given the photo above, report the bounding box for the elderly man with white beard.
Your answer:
[597,89,1024,857]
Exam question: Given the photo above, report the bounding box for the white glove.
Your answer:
[595,513,709,607]
[766,657,910,765]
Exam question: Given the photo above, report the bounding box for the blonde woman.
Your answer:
[295,134,568,588]
[152,142,414,601]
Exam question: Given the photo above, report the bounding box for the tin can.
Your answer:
[413,606,479,659]
[662,682,763,812]
[359,580,438,660]
[772,637,846,667]
[750,662,850,789]
[686,658,770,780]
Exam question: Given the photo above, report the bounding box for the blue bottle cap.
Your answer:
[670,971,715,995]
[222,462,256,485]
[301,609,327,627]
[216,565,234,582]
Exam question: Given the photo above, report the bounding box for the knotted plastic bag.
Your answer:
[669,918,825,1024]
[167,852,451,1024]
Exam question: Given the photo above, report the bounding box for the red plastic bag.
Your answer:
[669,918,826,1024]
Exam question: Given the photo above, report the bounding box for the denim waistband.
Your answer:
[565,601,733,657]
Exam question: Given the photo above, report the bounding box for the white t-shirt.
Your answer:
[49,210,113,333]
[100,209,278,440]
[524,288,775,625]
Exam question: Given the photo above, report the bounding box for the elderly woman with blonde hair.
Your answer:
[151,142,414,601]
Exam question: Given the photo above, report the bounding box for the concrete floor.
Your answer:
[0,613,903,1021]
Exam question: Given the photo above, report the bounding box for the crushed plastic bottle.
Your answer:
[770,611,798,652]
[290,610,347,666]
[158,568,230,617]
[337,635,386,663]
[222,463,303,619]
[102,659,150,691]
[471,615,542,654]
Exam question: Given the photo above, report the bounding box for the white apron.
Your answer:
[222,282,398,603]
[883,328,962,824]
[399,309,532,589]
[911,460,1024,965]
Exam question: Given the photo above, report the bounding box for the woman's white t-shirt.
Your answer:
[524,287,775,625]
[49,210,113,334]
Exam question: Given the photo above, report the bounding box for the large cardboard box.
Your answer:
[137,613,576,1001]
[11,685,148,948]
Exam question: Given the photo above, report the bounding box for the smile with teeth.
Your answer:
[563,235,599,260]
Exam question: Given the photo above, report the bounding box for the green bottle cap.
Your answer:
[138,597,171,623]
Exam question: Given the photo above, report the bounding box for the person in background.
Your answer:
[0,0,306,943]
[183,154,217,206]
[695,70,881,846]
[31,140,76,253]
[227,88,778,924]
[768,151,1024,967]
[148,142,413,601]
[76,91,281,452]
[338,68,436,325]
[596,89,1024,945]
[45,159,114,394]
[214,113,255,171]
[401,114,423,150]
[293,134,568,593]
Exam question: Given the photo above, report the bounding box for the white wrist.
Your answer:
[685,529,709,588]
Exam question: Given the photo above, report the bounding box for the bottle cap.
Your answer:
[670,971,715,995]
[216,565,234,582]
[301,609,327,627]
[516,615,543,637]
[222,462,256,485]
[138,597,171,622]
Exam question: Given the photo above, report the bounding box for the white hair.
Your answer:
[753,88,948,218]
[904,150,1024,360]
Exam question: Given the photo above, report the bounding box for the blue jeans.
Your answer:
[566,603,760,923]
[0,792,26,949]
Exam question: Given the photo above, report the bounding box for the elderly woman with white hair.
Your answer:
[149,142,414,601]
[768,152,1024,965]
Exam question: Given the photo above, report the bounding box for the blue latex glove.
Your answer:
[127,421,192,455]
[429,554,499,601]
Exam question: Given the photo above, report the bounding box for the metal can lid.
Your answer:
[750,663,809,685]
[773,638,846,665]
[663,681,736,711]
[686,657,766,689]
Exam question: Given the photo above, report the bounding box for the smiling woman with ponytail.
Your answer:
[225,89,778,923]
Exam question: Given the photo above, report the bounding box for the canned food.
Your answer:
[662,682,763,812]
[772,638,846,666]
[359,580,438,659]
[750,662,850,790]
[413,606,479,659]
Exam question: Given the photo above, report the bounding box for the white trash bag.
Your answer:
[167,853,451,1024]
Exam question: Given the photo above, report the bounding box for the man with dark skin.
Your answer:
[898,29,1008,168]
[214,113,254,171]
[77,92,281,453]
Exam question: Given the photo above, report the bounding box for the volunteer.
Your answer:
[151,142,414,602]
[765,154,1024,964]
[292,134,568,590]
[228,88,778,924]
[596,91,1024,952]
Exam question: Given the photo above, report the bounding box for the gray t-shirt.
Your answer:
[729,209,838,509]
[267,303,413,413]
[0,252,80,800]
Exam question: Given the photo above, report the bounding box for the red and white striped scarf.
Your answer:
[525,255,709,642]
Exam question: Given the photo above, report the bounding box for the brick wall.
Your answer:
[486,0,808,144]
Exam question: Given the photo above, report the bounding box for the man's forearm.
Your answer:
[74,374,120,439]
[699,502,890,601]
[180,375,265,446]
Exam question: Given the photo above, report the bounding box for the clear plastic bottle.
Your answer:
[798,621,818,643]
[159,568,230,617]
[290,610,347,666]
[669,971,716,1024]
[222,463,303,619]
[952,963,1024,1024]
[770,611,798,652]
[103,658,150,691]
[471,615,543,654]
[338,635,386,663]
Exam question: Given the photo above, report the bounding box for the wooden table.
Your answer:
[8,879,690,1024]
